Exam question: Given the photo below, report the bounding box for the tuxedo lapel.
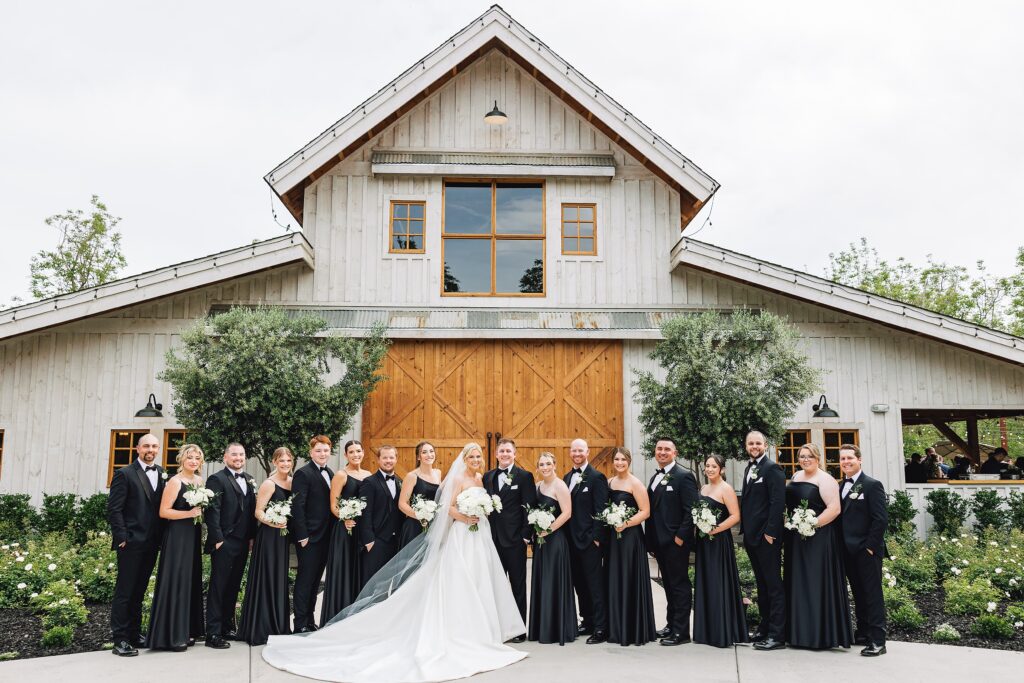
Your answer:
[225,470,245,507]
[133,461,155,501]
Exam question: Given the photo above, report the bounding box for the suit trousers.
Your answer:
[360,538,397,591]
[111,546,159,642]
[495,542,528,622]
[293,537,330,629]
[653,542,692,636]
[846,548,886,645]
[569,541,607,632]
[746,539,785,640]
[206,537,249,636]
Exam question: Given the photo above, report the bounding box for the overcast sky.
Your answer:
[2,0,1022,303]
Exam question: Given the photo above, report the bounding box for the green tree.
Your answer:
[29,195,127,299]
[518,258,543,293]
[159,306,389,474]
[632,309,821,463]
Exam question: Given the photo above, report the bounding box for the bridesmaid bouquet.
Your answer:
[596,500,636,539]
[784,499,818,539]
[525,505,556,545]
[182,483,216,525]
[411,494,439,532]
[264,498,292,536]
[691,500,719,540]
[456,488,502,531]
[337,496,368,535]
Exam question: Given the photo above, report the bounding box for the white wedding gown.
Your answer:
[262,485,527,683]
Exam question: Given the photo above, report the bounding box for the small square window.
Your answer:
[561,203,597,256]
[108,429,151,485]
[164,429,188,476]
[390,201,427,254]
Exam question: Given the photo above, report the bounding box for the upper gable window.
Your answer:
[561,203,597,255]
[442,180,544,296]
[390,201,426,253]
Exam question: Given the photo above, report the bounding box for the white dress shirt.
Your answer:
[746,455,767,483]
[498,467,513,489]
[138,459,158,491]
[569,463,588,490]
[650,461,676,490]
[842,470,862,499]
[227,467,248,495]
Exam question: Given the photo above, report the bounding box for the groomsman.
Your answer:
[204,442,256,649]
[644,437,698,646]
[839,444,888,657]
[292,435,338,633]
[359,445,402,584]
[107,433,165,657]
[740,430,787,651]
[483,438,537,639]
[563,438,609,644]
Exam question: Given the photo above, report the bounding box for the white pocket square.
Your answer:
[666,486,674,491]
[753,479,764,484]
[582,487,589,492]
[511,484,519,490]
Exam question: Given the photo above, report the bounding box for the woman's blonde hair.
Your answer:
[176,443,204,469]
[458,442,484,466]
[798,442,823,462]
[536,451,556,468]
[272,446,294,471]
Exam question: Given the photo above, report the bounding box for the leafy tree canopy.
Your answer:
[159,306,389,473]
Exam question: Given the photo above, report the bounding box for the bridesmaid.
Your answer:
[692,454,749,647]
[238,447,293,645]
[147,444,205,651]
[396,441,442,549]
[606,447,656,646]
[320,440,373,626]
[785,443,852,649]
[527,452,576,645]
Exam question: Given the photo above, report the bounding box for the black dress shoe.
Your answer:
[112,641,138,657]
[586,631,607,644]
[854,635,869,646]
[170,644,188,652]
[748,631,766,643]
[131,636,147,649]
[753,638,786,651]
[656,626,672,639]
[660,633,691,646]
[860,643,886,657]
[187,638,196,647]
[296,625,317,634]
[205,635,231,649]
[509,634,526,643]
[223,630,238,641]
[577,623,593,636]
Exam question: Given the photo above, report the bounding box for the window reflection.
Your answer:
[444,184,491,234]
[496,184,543,234]
[443,238,491,293]
[496,241,543,293]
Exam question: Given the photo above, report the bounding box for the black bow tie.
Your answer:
[572,468,582,475]
[500,468,512,476]
[383,474,395,482]
[655,468,666,474]
[145,466,157,472]
[319,467,329,473]
[233,472,246,479]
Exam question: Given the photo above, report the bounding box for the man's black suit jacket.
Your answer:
[291,461,336,544]
[107,459,165,551]
[483,464,537,547]
[739,456,786,547]
[840,472,888,557]
[357,470,401,548]
[562,464,610,550]
[644,463,698,550]
[204,467,257,553]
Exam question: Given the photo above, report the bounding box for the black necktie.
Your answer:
[145,466,157,472]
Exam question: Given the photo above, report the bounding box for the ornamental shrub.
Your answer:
[889,602,925,630]
[41,625,74,648]
[1006,603,1024,624]
[926,489,969,536]
[30,579,87,630]
[943,577,1001,616]
[932,623,961,642]
[886,490,917,540]
[39,494,78,535]
[73,532,117,603]
[73,493,110,543]
[0,494,38,542]
[1008,491,1024,532]
[971,614,1015,639]
[883,582,916,622]
[972,490,1006,535]
[884,539,937,594]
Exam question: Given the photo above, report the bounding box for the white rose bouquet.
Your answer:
[337,496,368,536]
[263,498,293,536]
[784,499,818,539]
[525,505,556,545]
[182,483,216,525]
[456,488,501,531]
[595,500,637,539]
[691,499,720,540]
[411,494,439,532]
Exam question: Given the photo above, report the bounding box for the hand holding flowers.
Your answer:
[182,483,216,525]
[456,488,502,531]
[525,505,556,545]
[691,499,720,540]
[411,495,439,532]
[596,500,637,539]
[263,498,293,536]
[337,496,368,536]
[785,499,818,539]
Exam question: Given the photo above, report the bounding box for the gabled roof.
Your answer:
[266,4,718,228]
[672,236,1024,367]
[0,233,314,341]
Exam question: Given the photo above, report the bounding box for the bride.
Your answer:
[262,442,527,682]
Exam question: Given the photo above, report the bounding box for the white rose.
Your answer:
[995,568,1003,574]
[24,563,33,570]
[58,598,69,605]
[15,556,24,562]
[29,592,38,598]
[17,582,26,590]
[1,544,9,550]
[47,563,57,571]
[986,602,997,613]
[10,543,19,548]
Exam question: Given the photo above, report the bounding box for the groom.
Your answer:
[359,445,402,584]
[483,437,536,640]
[563,438,609,644]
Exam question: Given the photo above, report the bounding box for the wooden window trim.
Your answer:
[163,429,188,474]
[107,429,151,486]
[441,178,546,297]
[824,429,859,479]
[388,200,427,254]
[560,202,598,256]
[778,429,812,479]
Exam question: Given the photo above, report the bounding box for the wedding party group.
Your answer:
[105,429,888,682]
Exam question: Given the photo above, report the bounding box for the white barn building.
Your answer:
[2,7,1023,510]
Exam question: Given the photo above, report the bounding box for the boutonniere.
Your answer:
[573,473,588,490]
[660,471,673,487]
[749,466,760,482]
[160,472,168,481]
[848,482,864,499]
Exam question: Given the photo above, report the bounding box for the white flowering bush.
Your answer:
[29,579,87,633]
[932,622,961,642]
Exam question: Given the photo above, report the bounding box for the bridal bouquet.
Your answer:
[263,498,292,536]
[183,483,216,525]
[596,500,636,539]
[411,494,439,532]
[691,499,719,540]
[525,505,556,545]
[784,499,818,539]
[337,496,368,535]
[456,488,502,532]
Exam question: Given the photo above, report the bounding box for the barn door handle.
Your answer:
[486,432,493,467]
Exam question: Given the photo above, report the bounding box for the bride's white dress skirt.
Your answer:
[263,512,527,683]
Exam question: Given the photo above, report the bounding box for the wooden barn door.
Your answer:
[362,339,623,477]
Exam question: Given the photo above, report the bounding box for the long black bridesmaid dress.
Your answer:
[606,489,656,646]
[238,483,292,645]
[527,492,577,645]
[320,475,363,627]
[784,481,852,649]
[147,484,204,650]
[693,495,750,647]
[397,475,440,550]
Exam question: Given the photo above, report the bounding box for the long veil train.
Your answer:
[262,447,527,683]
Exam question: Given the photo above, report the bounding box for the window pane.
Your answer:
[578,238,594,254]
[793,431,809,446]
[393,236,407,251]
[579,206,594,221]
[443,238,491,293]
[445,184,491,234]
[409,203,424,219]
[824,431,839,447]
[496,184,543,234]
[409,220,424,235]
[394,203,408,219]
[393,219,407,235]
[407,236,422,251]
[562,205,577,220]
[563,237,577,253]
[578,222,594,237]
[496,240,543,294]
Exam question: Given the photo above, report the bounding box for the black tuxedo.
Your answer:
[204,467,256,636]
[483,464,537,621]
[840,472,888,645]
[358,470,402,586]
[563,463,609,632]
[107,459,165,643]
[739,455,786,640]
[645,462,698,636]
[291,461,337,629]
